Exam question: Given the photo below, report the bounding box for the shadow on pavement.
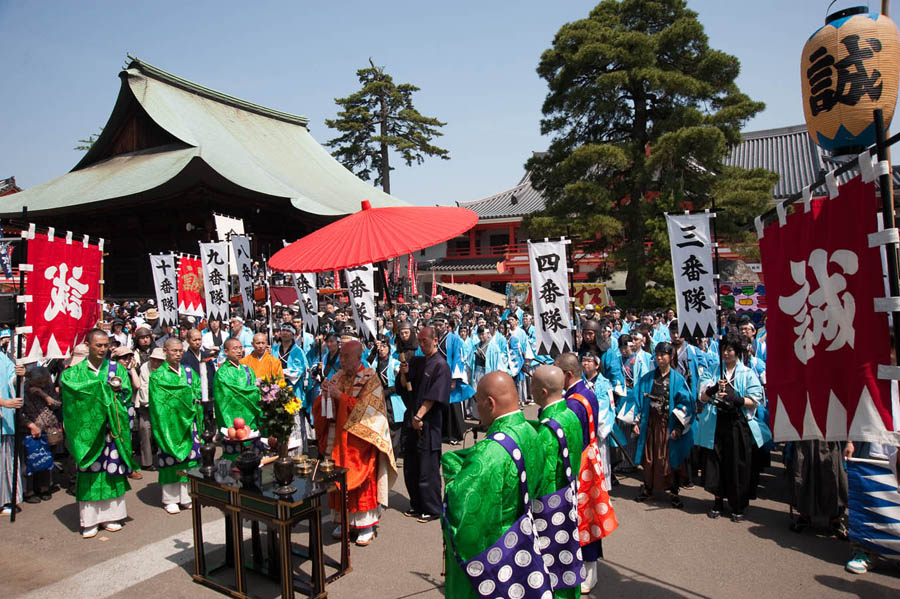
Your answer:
[592,560,713,598]
[52,502,81,533]
[815,574,900,598]
[135,483,161,508]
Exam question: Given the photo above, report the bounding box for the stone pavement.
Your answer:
[2,416,899,598]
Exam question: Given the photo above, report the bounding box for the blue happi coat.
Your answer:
[375,355,406,423]
[633,368,694,468]
[443,332,475,404]
[500,306,524,325]
[582,372,616,440]
[468,337,509,376]
[675,342,710,400]
[271,341,309,402]
[696,361,765,449]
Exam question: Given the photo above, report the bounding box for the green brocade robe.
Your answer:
[442,411,546,599]
[61,359,135,502]
[150,364,202,485]
[531,400,585,599]
[213,361,262,430]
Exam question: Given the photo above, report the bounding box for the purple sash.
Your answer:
[443,431,553,598]
[535,418,586,589]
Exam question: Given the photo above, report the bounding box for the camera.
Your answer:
[308,362,325,384]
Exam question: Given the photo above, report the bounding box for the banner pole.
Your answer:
[874,108,900,362]
[10,208,27,523]
[710,200,724,375]
[262,254,273,342]
[565,228,578,351]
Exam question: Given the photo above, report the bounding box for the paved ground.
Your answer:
[2,413,899,598]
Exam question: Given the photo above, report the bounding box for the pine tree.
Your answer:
[526,0,773,308]
[326,59,449,194]
[74,127,103,152]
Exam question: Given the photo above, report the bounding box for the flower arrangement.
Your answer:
[257,376,301,445]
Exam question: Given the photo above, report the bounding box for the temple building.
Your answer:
[0,56,406,296]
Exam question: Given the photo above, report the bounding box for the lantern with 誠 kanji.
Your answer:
[801,6,900,154]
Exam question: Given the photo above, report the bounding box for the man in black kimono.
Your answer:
[399,326,450,522]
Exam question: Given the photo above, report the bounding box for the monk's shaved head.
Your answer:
[531,365,565,408]
[554,352,582,377]
[341,339,363,359]
[475,371,520,427]
[223,338,242,351]
[554,352,582,390]
[339,339,363,375]
[164,337,183,349]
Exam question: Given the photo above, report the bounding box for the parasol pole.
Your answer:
[262,253,274,343]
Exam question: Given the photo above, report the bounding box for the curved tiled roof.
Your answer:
[456,170,546,219]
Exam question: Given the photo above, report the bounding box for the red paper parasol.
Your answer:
[269,200,478,272]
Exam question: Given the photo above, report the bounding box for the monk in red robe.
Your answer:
[314,340,397,546]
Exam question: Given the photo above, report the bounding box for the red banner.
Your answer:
[760,175,894,442]
[24,233,101,360]
[177,255,205,317]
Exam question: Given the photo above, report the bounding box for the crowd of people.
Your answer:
[0,291,897,594]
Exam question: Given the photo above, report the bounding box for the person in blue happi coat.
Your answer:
[371,334,405,452]
[696,332,765,522]
[272,323,312,452]
[505,315,533,407]
[500,296,524,325]
[739,319,766,363]
[632,341,694,507]
[435,315,474,444]
[581,351,618,485]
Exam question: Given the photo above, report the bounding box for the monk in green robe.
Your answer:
[149,338,202,514]
[61,329,136,538]
[530,365,585,599]
[442,372,546,599]
[213,338,262,459]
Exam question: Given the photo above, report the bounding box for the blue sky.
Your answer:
[1,1,897,208]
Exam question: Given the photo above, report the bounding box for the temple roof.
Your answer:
[2,56,407,217]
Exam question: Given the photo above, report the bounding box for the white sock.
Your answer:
[581,560,597,591]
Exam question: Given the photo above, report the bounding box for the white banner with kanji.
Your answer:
[198,241,230,322]
[293,273,318,335]
[149,253,177,327]
[666,213,716,338]
[528,240,572,356]
[231,235,254,320]
[345,264,377,342]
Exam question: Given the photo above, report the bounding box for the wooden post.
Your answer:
[883,1,890,17]
[874,109,900,364]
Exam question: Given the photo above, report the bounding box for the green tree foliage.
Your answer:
[526,0,773,308]
[326,59,449,194]
[74,127,103,152]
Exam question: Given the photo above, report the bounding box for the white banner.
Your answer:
[666,213,716,338]
[231,235,254,320]
[214,213,244,274]
[198,241,230,323]
[528,240,572,356]
[293,272,318,334]
[345,264,377,342]
[149,253,178,327]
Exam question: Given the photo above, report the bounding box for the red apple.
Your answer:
[233,417,246,429]
[227,426,236,439]
[236,428,249,440]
